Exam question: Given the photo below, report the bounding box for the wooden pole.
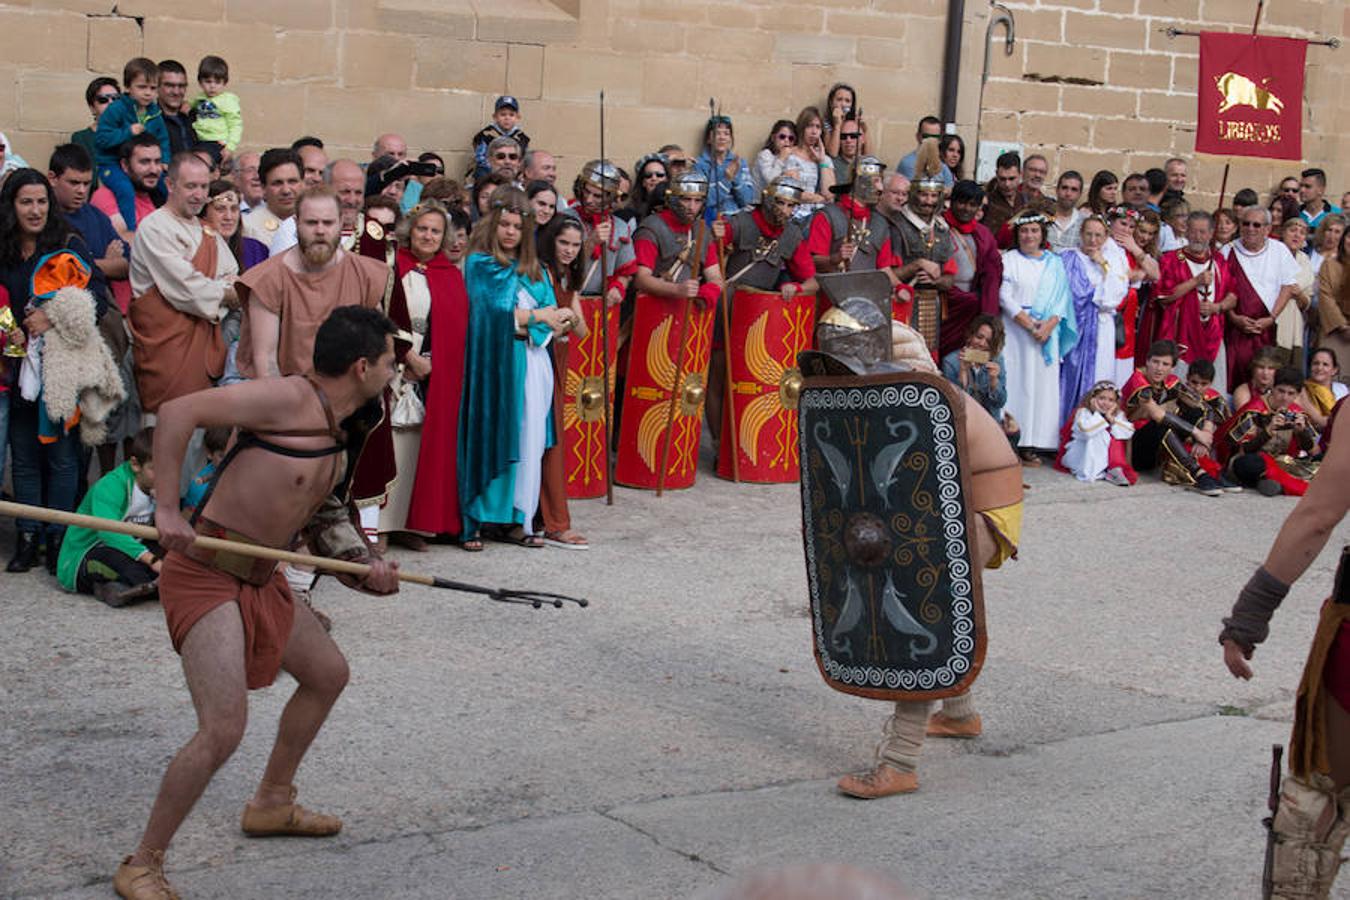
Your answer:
[0,500,423,583]
[1214,0,1265,212]
[0,501,587,607]
[715,236,740,482]
[655,216,705,497]
[598,89,615,506]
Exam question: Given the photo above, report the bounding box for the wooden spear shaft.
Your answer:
[0,499,423,583]
[0,500,587,606]
[598,89,615,506]
[714,237,740,482]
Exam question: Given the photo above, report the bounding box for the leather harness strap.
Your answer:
[188,376,346,529]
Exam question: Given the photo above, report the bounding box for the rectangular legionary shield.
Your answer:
[614,293,715,491]
[562,294,620,499]
[716,288,815,483]
[798,370,986,700]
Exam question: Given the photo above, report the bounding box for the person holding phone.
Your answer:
[1218,365,1318,496]
[941,315,1017,448]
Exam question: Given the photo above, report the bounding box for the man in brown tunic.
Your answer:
[128,153,239,423]
[235,186,388,380]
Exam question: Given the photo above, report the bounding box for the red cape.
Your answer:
[403,250,471,535]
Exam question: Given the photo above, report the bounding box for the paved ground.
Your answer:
[1,457,1347,899]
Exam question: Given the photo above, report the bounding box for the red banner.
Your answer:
[1196,32,1305,161]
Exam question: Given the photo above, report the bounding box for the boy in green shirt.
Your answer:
[56,430,161,607]
[189,55,242,163]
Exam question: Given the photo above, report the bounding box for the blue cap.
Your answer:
[495,95,519,111]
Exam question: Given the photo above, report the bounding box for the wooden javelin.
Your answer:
[0,500,587,609]
[598,89,615,506]
[714,236,740,482]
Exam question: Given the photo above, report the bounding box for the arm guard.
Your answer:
[301,494,394,595]
[1219,567,1291,653]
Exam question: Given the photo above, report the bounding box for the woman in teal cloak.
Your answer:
[459,187,579,549]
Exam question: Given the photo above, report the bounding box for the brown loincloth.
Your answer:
[159,550,295,690]
[1291,599,1350,778]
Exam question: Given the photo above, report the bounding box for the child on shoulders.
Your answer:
[471,95,530,181]
[190,55,243,164]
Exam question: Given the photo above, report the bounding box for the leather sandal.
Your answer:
[113,849,180,900]
[927,712,983,738]
[836,764,918,799]
[241,785,342,837]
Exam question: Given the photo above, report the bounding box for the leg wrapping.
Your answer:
[876,700,931,773]
[941,691,977,720]
[1269,774,1350,900]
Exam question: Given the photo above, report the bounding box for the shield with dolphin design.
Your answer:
[798,368,985,701]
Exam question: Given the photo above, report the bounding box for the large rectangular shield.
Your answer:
[798,369,986,701]
[715,287,815,483]
[614,293,715,491]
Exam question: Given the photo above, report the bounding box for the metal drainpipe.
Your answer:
[940,0,966,131]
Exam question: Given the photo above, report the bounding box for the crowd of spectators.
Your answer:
[0,53,1343,605]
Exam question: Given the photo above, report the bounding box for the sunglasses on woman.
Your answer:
[776,133,795,143]
[95,93,119,105]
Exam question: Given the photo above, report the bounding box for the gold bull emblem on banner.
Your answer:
[1214,71,1284,116]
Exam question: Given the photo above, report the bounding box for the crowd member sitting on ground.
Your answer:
[1121,339,1232,496]
[1232,345,1283,411]
[1298,346,1348,432]
[1059,380,1136,486]
[1184,358,1231,427]
[1219,365,1319,496]
[56,428,161,607]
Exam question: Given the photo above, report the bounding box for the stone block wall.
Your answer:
[0,0,950,189]
[980,0,1350,206]
[0,0,1344,207]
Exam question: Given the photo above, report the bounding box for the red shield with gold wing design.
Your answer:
[562,294,620,499]
[716,288,815,482]
[614,293,715,491]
